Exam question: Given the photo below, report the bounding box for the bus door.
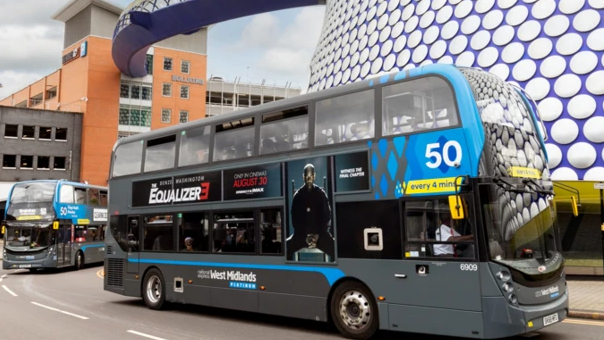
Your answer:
[126,216,140,274]
[57,224,73,266]
[389,196,482,320]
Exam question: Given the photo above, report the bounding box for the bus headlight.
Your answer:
[496,270,511,281]
[502,282,512,292]
[508,294,518,305]
[46,247,54,258]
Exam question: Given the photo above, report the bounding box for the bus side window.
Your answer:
[88,188,100,206]
[315,90,375,146]
[75,187,87,204]
[178,212,209,252]
[382,77,459,136]
[100,191,108,207]
[260,208,282,255]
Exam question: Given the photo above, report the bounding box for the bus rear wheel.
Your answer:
[330,281,379,340]
[142,268,166,310]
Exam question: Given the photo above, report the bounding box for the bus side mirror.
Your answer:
[570,196,579,217]
[448,195,465,220]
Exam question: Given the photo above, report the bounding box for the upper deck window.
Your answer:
[179,126,210,167]
[260,106,309,154]
[382,77,459,136]
[213,117,255,161]
[315,90,375,146]
[145,135,176,172]
[112,141,143,177]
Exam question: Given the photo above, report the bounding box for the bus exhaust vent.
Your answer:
[107,258,124,287]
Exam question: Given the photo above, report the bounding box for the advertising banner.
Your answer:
[334,151,370,192]
[223,164,282,200]
[132,171,221,207]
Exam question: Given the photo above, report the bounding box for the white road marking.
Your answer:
[31,302,90,320]
[2,285,18,297]
[1,274,7,278]
[127,330,168,340]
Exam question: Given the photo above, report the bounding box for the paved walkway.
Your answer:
[568,277,604,320]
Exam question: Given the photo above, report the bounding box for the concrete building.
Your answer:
[205,76,302,117]
[0,106,83,203]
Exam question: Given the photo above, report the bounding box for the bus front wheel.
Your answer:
[330,281,379,340]
[142,268,166,310]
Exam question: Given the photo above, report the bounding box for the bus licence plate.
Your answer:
[543,313,559,326]
[19,264,32,268]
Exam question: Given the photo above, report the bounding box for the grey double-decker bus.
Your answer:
[104,64,571,339]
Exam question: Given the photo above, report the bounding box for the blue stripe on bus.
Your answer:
[129,258,346,286]
[80,244,104,251]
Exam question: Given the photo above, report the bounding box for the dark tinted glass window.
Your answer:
[178,212,210,252]
[143,215,174,251]
[212,211,255,253]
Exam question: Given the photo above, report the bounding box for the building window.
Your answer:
[162,109,171,123]
[22,126,35,139]
[179,111,189,123]
[54,157,66,170]
[39,127,52,140]
[120,84,130,98]
[162,83,172,97]
[46,87,57,100]
[180,85,189,99]
[142,86,152,100]
[130,85,141,99]
[38,156,50,169]
[2,154,16,168]
[145,54,153,75]
[55,128,67,141]
[4,124,18,138]
[20,155,34,169]
[181,60,190,74]
[163,57,172,71]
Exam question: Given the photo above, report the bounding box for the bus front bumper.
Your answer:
[2,257,56,270]
[483,288,569,339]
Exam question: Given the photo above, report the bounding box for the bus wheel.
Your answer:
[75,251,84,270]
[143,269,166,310]
[330,281,379,340]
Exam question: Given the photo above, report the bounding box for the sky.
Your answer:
[0,0,326,99]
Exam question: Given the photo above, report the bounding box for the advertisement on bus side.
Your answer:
[132,171,222,207]
[334,151,370,192]
[223,163,282,200]
[286,156,335,263]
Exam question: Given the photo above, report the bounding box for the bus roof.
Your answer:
[9,179,107,190]
[112,63,471,151]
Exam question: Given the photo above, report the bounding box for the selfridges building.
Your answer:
[307,0,604,183]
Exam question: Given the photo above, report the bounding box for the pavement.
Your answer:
[567,277,604,320]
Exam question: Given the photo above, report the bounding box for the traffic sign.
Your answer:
[595,183,604,190]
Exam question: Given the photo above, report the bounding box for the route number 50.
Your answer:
[425,141,463,169]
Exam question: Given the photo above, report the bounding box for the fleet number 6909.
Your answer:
[425,141,463,169]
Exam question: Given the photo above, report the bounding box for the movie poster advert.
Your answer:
[285,156,335,263]
[223,164,282,200]
[334,151,370,192]
[132,171,221,207]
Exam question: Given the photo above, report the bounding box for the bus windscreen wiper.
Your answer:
[522,178,554,195]
[492,176,523,193]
